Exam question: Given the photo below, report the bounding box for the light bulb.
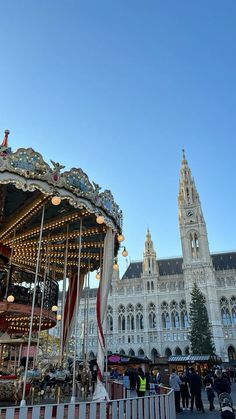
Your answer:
[7,295,14,303]
[56,314,62,321]
[122,247,128,257]
[51,195,61,206]
[96,271,100,280]
[51,305,58,312]
[117,234,125,242]
[113,262,119,271]
[96,215,104,224]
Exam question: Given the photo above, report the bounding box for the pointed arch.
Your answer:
[148,302,156,329]
[89,351,95,360]
[136,303,144,330]
[151,348,159,363]
[128,348,135,357]
[184,346,190,355]
[118,304,126,332]
[230,296,236,325]
[165,347,172,357]
[174,347,182,355]
[220,297,232,326]
[127,304,135,331]
[119,349,125,355]
[228,346,236,361]
[138,348,144,357]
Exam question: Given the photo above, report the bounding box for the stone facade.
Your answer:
[74,152,236,362]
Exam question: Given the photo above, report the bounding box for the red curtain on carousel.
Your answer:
[63,272,85,344]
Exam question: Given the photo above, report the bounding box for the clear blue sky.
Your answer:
[0,1,235,283]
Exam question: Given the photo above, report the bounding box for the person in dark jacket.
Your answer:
[214,370,231,396]
[203,372,215,411]
[189,367,204,412]
[180,375,190,410]
[136,368,146,397]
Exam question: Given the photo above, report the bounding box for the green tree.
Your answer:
[189,282,215,355]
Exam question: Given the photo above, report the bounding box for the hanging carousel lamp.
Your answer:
[96,214,104,224]
[96,271,100,280]
[51,193,61,206]
[56,314,62,321]
[7,295,14,303]
[113,259,119,271]
[51,305,58,312]
[122,247,128,257]
[117,233,125,243]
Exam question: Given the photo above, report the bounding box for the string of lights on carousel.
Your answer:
[6,192,127,321]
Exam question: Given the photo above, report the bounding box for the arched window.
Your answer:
[151,281,154,291]
[228,346,236,361]
[127,304,135,331]
[89,321,95,335]
[148,302,156,329]
[175,347,182,355]
[220,297,232,326]
[107,305,113,332]
[190,231,199,258]
[230,296,236,325]
[119,349,125,355]
[118,305,126,332]
[136,303,144,330]
[147,282,150,292]
[138,348,144,357]
[89,351,95,360]
[151,348,159,363]
[161,301,170,330]
[170,301,180,329]
[180,300,189,329]
[184,346,190,355]
[165,347,172,357]
[128,348,135,356]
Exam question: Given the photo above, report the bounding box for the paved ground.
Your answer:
[178,382,236,418]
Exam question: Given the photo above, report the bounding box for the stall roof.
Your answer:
[169,355,222,363]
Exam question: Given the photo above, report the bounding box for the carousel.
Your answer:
[0,130,124,406]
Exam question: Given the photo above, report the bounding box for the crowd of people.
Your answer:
[169,366,233,414]
[111,364,235,416]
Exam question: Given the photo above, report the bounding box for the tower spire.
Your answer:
[178,150,210,264]
[142,229,158,276]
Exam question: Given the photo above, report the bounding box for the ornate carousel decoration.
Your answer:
[0,130,126,405]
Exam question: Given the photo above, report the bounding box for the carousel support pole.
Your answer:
[20,204,45,407]
[105,316,108,392]
[59,224,69,366]
[18,343,22,368]
[14,347,17,374]
[71,219,82,403]
[5,229,16,299]
[34,242,50,366]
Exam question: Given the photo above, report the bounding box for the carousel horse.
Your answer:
[0,368,17,403]
[29,366,42,404]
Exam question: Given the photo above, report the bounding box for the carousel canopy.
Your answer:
[0,130,122,279]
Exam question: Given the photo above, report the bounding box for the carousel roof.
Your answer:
[0,130,123,278]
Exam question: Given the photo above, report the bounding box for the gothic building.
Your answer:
[75,152,236,362]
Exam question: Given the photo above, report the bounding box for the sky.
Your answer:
[0,1,235,286]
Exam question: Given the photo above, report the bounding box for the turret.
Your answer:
[142,229,158,276]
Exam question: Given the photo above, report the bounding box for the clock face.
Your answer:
[186,209,194,217]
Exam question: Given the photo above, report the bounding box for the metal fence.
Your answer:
[0,388,176,419]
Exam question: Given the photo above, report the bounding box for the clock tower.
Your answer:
[178,150,226,359]
[178,150,212,265]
